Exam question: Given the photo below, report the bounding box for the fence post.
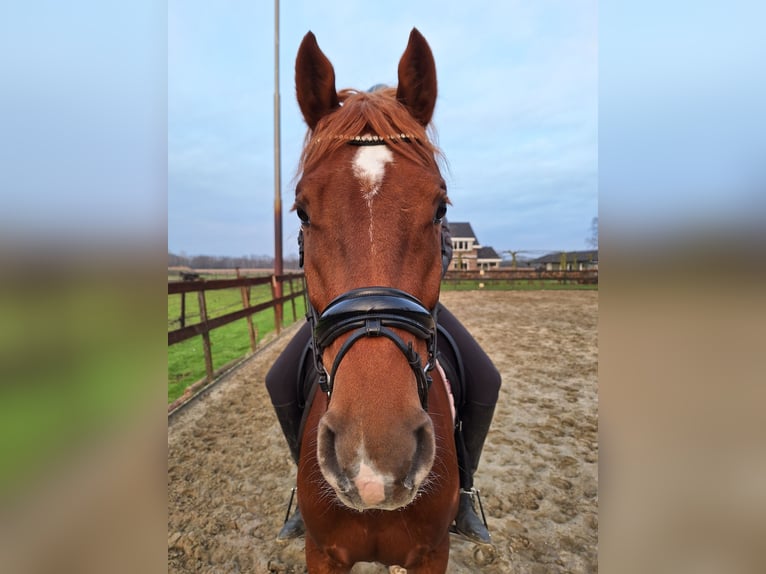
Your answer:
[180,292,186,329]
[271,274,282,335]
[197,289,214,382]
[236,268,258,352]
[289,276,298,321]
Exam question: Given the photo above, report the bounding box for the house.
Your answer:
[530,250,599,271]
[477,246,503,270]
[447,222,502,271]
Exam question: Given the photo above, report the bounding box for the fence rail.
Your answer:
[443,269,598,284]
[168,272,306,386]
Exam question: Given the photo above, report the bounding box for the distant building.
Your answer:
[530,250,599,271]
[447,222,503,271]
[477,246,503,270]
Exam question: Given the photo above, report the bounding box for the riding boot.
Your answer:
[272,402,302,465]
[277,504,305,541]
[454,401,496,544]
[272,403,305,540]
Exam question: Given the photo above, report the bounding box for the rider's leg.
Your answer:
[272,401,301,465]
[266,321,313,461]
[265,321,313,540]
[437,305,501,544]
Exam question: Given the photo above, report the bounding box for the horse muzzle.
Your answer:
[316,408,436,511]
[308,287,439,510]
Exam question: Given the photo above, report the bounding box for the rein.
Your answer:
[307,288,437,410]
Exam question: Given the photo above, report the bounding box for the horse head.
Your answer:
[294,29,449,511]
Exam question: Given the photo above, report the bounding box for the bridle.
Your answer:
[300,129,439,411]
[307,287,437,410]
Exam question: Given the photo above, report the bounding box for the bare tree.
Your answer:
[168,252,303,270]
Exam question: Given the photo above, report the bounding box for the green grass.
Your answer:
[167,277,594,404]
[1,275,163,496]
[167,282,307,403]
[168,283,275,328]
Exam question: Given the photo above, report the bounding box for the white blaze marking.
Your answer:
[352,145,394,245]
[353,445,393,508]
[355,460,386,506]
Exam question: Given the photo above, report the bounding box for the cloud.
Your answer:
[169,0,598,255]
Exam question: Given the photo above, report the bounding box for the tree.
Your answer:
[587,216,598,249]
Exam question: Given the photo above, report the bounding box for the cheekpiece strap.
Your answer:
[308,287,437,409]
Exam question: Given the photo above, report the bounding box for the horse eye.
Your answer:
[434,201,447,223]
[297,207,310,226]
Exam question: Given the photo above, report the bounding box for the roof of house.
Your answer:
[499,255,537,267]
[446,221,477,240]
[477,246,501,260]
[530,250,599,264]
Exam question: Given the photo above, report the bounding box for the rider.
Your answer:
[265,221,501,544]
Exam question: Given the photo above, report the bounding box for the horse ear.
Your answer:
[295,32,340,130]
[396,28,437,126]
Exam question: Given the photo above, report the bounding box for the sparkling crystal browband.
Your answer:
[311,133,418,146]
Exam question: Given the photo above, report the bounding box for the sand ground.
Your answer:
[168,290,598,573]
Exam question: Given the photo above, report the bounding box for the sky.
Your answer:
[599,1,765,244]
[2,1,761,260]
[168,0,598,259]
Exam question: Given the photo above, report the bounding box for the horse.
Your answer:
[292,28,460,572]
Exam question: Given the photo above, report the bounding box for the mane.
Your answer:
[298,87,444,178]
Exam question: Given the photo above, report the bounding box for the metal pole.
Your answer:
[273,0,283,328]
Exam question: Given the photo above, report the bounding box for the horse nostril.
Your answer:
[338,477,352,493]
[317,420,336,463]
[403,419,435,490]
[317,416,353,492]
[415,420,435,456]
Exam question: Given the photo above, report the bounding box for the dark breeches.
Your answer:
[435,304,501,407]
[265,305,501,409]
[265,320,313,407]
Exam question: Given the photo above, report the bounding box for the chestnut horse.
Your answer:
[293,29,460,572]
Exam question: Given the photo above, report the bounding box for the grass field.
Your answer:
[2,275,162,496]
[167,276,595,403]
[167,280,307,403]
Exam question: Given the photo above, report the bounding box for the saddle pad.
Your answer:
[434,359,456,423]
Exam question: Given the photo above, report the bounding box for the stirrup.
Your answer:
[276,487,304,541]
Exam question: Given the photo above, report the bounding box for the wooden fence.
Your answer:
[168,272,306,384]
[443,269,598,285]
[167,268,593,408]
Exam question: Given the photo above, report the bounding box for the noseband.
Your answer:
[308,287,437,410]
